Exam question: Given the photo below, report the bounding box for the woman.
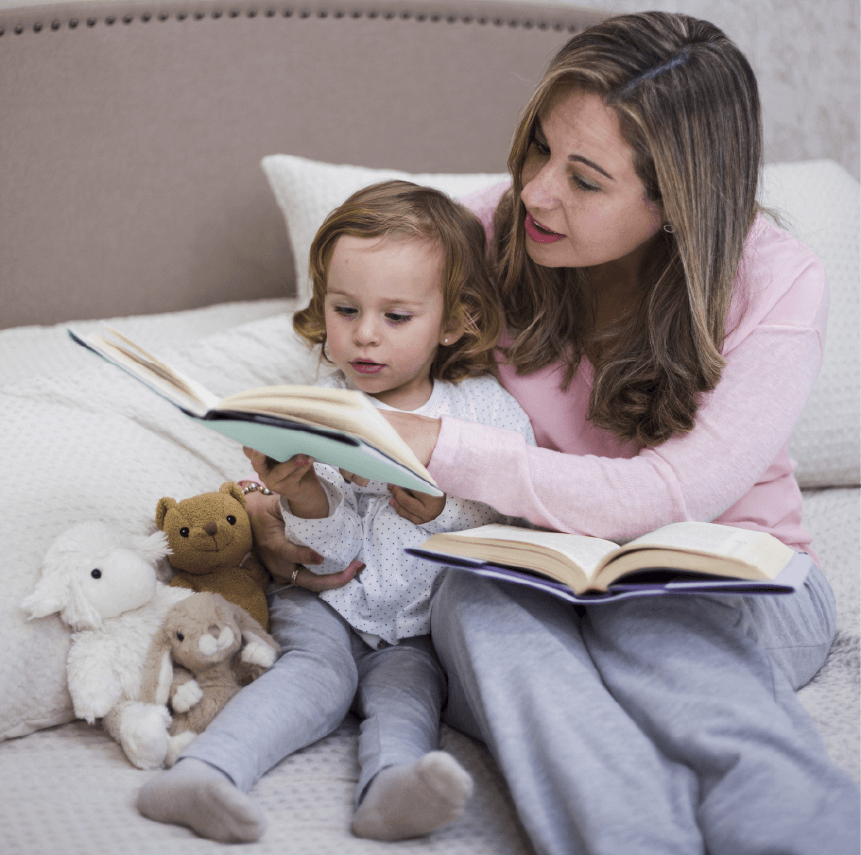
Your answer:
[249,11,859,855]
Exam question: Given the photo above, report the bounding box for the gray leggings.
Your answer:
[431,563,860,855]
[181,586,445,803]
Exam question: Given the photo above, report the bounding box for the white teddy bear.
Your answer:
[20,520,195,769]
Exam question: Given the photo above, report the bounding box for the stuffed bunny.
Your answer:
[19,521,194,769]
[140,591,280,767]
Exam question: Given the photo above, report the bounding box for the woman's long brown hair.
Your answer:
[495,12,762,446]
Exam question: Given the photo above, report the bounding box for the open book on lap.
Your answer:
[406,521,811,604]
[69,326,442,496]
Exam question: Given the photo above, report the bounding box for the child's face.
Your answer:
[324,234,451,411]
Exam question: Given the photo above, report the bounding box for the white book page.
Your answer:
[623,522,792,569]
[453,524,619,573]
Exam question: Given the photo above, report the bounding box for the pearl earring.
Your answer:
[443,338,448,344]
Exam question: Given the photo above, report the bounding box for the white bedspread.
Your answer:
[0,298,857,855]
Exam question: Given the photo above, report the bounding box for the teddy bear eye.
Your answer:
[91,569,102,579]
[227,515,236,525]
[176,631,185,642]
[180,527,190,538]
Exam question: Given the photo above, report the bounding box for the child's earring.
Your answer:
[443,338,449,345]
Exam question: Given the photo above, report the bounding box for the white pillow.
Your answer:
[263,154,859,489]
[759,160,860,488]
[1,313,320,741]
[261,154,508,304]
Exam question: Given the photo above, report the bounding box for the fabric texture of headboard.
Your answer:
[0,0,605,328]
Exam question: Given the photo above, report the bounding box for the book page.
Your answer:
[602,522,794,582]
[433,524,619,582]
[625,522,792,566]
[70,327,220,415]
[219,386,433,480]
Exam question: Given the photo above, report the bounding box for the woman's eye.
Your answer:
[385,313,411,325]
[529,130,550,155]
[572,174,600,193]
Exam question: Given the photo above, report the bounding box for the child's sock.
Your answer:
[352,751,474,841]
[137,757,266,843]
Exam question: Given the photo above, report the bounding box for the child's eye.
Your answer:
[385,313,412,325]
[333,306,357,317]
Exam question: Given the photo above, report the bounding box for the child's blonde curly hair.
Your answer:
[293,180,502,382]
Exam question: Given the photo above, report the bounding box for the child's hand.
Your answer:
[243,448,328,519]
[339,468,370,487]
[388,485,447,525]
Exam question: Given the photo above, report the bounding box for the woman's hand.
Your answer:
[241,483,362,592]
[379,410,442,467]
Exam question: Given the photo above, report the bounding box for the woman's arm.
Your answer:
[385,323,823,544]
[435,325,822,542]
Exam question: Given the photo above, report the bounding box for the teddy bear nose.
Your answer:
[203,522,218,536]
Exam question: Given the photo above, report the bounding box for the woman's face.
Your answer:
[520,85,664,274]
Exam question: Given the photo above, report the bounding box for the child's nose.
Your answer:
[353,316,380,345]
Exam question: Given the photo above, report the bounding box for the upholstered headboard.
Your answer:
[0,0,604,328]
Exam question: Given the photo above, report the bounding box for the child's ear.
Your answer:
[439,317,466,348]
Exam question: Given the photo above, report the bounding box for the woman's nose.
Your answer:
[521,164,561,212]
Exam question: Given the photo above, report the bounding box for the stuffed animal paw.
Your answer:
[171,679,204,714]
[241,639,278,669]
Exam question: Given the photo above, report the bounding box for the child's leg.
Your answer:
[351,635,474,841]
[138,587,358,842]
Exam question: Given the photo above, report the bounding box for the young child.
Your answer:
[138,180,534,843]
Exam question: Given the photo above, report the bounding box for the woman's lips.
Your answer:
[524,212,565,244]
[351,360,384,375]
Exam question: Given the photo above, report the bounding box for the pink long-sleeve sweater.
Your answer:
[429,182,826,556]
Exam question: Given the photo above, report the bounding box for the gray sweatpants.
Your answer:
[181,586,445,803]
[431,563,860,855]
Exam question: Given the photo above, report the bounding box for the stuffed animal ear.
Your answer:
[20,572,104,631]
[19,573,70,620]
[155,497,177,531]
[140,626,176,706]
[127,530,171,565]
[220,481,247,509]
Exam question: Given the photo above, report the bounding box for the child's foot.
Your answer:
[137,757,266,842]
[352,751,474,841]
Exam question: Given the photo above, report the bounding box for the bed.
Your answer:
[1,1,858,852]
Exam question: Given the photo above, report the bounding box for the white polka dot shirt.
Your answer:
[280,371,535,645]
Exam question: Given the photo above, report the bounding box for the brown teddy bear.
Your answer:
[156,482,272,630]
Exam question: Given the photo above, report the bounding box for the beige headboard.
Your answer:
[0,0,604,328]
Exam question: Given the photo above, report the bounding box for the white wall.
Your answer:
[493,0,860,179]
